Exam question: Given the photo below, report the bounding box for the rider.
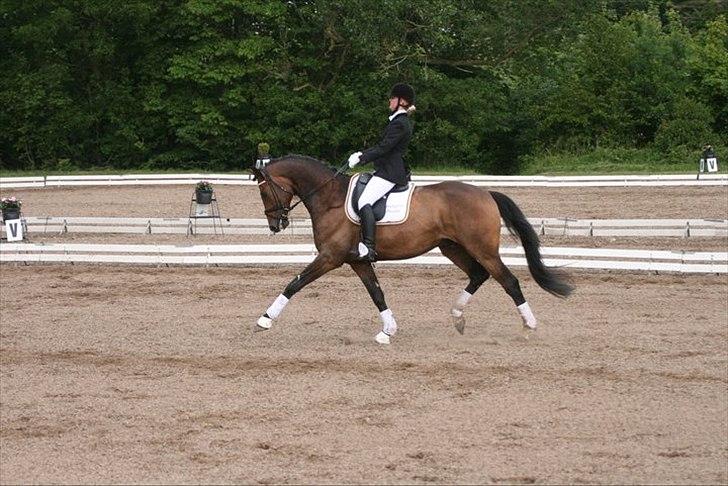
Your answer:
[348,82,416,262]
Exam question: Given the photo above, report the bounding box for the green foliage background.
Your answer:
[1,0,726,174]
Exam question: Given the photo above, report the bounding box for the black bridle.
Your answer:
[256,161,349,230]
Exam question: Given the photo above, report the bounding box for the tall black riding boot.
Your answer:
[358,204,378,262]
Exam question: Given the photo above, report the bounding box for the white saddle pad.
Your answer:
[345,174,416,225]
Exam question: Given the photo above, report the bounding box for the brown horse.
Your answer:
[251,155,572,344]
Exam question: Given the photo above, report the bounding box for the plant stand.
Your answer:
[187,191,224,237]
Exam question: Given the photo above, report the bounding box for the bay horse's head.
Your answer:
[251,154,349,233]
[251,164,294,233]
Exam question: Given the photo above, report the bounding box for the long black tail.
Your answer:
[490,191,573,298]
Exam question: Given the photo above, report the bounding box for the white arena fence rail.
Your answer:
[3,216,726,238]
[1,173,726,188]
[1,243,726,274]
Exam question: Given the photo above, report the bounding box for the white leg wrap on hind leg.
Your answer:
[266,294,289,320]
[380,308,397,336]
[517,302,537,329]
[451,290,473,318]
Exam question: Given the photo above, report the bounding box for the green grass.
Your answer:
[1,165,478,178]
[0,147,721,177]
[410,164,475,175]
[518,147,710,176]
[0,167,251,177]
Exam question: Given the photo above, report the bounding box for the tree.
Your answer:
[0,0,158,170]
[687,15,728,142]
[529,9,693,150]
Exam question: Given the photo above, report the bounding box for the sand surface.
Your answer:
[0,182,727,484]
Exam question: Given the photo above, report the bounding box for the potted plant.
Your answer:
[0,196,22,221]
[195,181,214,204]
[255,142,271,168]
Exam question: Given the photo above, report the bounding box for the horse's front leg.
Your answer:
[256,253,341,331]
[349,261,397,345]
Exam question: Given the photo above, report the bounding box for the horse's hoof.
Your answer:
[374,331,391,345]
[452,315,466,335]
[255,315,272,332]
[521,320,537,331]
[521,326,536,340]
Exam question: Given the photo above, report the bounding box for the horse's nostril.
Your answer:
[269,225,278,232]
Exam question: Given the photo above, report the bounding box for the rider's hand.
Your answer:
[348,151,362,168]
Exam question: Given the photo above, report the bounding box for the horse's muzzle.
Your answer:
[270,217,289,233]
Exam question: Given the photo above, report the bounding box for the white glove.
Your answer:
[348,151,362,168]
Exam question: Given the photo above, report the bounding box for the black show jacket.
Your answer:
[359,112,413,186]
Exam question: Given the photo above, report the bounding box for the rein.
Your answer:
[258,161,349,225]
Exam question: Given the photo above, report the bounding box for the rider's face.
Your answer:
[389,97,399,111]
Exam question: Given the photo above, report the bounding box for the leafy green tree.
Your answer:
[669,0,728,32]
[654,96,717,152]
[146,0,285,169]
[530,10,693,150]
[0,0,724,173]
[0,0,159,170]
[687,15,728,142]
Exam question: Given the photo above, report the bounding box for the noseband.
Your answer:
[257,169,296,229]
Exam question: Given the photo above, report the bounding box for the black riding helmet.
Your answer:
[390,83,415,105]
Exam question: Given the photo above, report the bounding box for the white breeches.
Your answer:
[358,175,395,210]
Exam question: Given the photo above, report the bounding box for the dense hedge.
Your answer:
[1,1,725,173]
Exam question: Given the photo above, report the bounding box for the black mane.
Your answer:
[271,154,340,173]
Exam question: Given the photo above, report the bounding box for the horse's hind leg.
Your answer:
[476,252,538,331]
[350,261,397,344]
[439,240,490,335]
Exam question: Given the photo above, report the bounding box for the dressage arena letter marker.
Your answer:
[5,219,23,242]
[707,157,718,173]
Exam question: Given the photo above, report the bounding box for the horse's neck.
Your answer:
[286,164,327,194]
[277,161,347,218]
